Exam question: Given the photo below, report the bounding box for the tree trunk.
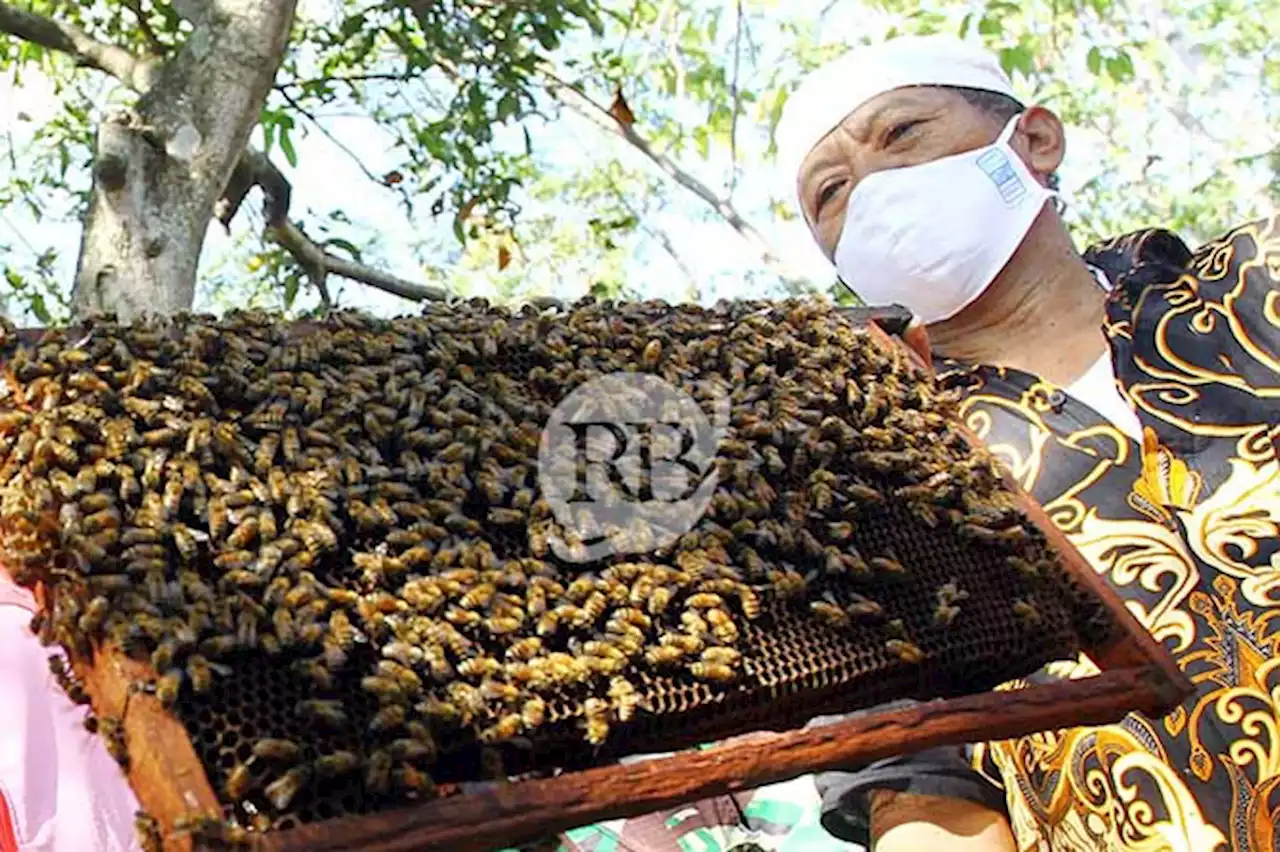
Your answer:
[71,0,298,322]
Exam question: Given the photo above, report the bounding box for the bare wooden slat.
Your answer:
[79,648,223,852]
[262,666,1172,852]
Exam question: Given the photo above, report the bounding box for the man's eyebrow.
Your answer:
[846,90,935,137]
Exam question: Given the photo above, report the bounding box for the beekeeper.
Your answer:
[779,34,1279,852]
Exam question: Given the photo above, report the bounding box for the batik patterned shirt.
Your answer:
[818,216,1280,851]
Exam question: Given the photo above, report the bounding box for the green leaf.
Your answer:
[1087,46,1103,75]
[1106,51,1135,82]
[279,126,298,168]
[977,16,1001,36]
[283,273,299,308]
[261,116,277,157]
[998,46,1033,78]
[30,292,50,323]
[496,91,520,122]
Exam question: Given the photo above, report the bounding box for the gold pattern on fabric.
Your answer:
[955,219,1280,852]
[1181,457,1280,608]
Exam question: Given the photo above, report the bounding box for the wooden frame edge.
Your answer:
[261,665,1174,852]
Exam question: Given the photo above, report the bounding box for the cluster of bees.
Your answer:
[0,299,1084,843]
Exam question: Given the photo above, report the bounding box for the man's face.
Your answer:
[796,87,1012,259]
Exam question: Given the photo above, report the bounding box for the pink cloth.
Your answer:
[0,572,142,852]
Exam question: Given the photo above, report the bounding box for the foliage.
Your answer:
[1,0,1277,322]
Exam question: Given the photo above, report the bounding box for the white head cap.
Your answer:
[777,35,1019,218]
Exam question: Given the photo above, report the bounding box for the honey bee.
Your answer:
[361,675,405,703]
[363,747,391,793]
[705,608,739,644]
[644,644,686,668]
[505,636,543,662]
[1013,598,1042,624]
[607,676,641,722]
[154,667,184,707]
[225,761,256,801]
[656,632,701,655]
[391,729,437,764]
[480,713,525,743]
[265,765,311,811]
[444,681,486,724]
[295,699,348,730]
[642,338,662,368]
[479,678,520,703]
[736,585,761,620]
[77,595,110,635]
[767,569,807,600]
[382,640,424,669]
[684,592,724,610]
[1006,555,1039,578]
[289,652,330,685]
[48,655,90,704]
[225,516,259,549]
[581,697,611,746]
[377,659,423,695]
[700,646,741,666]
[870,554,908,576]
[457,582,496,610]
[825,521,855,542]
[99,716,129,767]
[324,609,359,668]
[690,661,738,683]
[507,576,543,613]
[681,609,710,637]
[846,482,885,505]
[809,600,851,629]
[83,507,122,534]
[886,639,926,665]
[933,601,961,627]
[314,750,361,780]
[134,811,163,852]
[521,696,547,728]
[255,433,279,474]
[445,604,481,628]
[393,764,436,798]
[847,593,884,619]
[252,738,303,764]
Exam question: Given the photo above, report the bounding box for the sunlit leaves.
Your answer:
[1,0,1277,316]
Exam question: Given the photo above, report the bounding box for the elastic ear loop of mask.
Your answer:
[1010,110,1067,217]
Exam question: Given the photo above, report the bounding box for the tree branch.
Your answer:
[540,69,813,294]
[0,1,160,92]
[0,0,452,308]
[276,72,417,91]
[273,220,448,303]
[120,0,166,57]
[728,0,743,197]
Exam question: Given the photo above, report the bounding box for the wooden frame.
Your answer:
[13,318,1191,850]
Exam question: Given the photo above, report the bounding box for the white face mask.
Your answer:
[832,115,1056,325]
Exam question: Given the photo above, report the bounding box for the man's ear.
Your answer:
[1016,105,1065,184]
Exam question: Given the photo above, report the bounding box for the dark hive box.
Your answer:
[0,301,1188,851]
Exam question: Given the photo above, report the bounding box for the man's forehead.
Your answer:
[802,87,953,167]
[840,87,953,138]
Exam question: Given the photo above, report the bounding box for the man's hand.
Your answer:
[869,790,1016,851]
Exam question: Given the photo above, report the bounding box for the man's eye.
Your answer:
[816,180,845,213]
[885,120,919,145]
